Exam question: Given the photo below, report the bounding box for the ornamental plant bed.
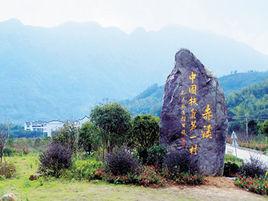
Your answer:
[235,176,268,195]
[93,166,205,188]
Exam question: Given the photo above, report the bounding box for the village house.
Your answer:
[24,116,90,137]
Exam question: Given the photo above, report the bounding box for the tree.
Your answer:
[52,122,79,153]
[0,124,9,162]
[131,114,160,149]
[131,115,160,163]
[90,103,131,152]
[78,122,101,154]
[259,120,268,136]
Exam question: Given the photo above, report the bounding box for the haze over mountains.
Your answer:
[1,19,268,123]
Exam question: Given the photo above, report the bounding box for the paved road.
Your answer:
[226,144,268,166]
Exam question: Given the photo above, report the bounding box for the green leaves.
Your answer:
[90,103,132,151]
[131,115,160,149]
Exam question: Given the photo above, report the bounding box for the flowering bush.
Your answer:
[103,166,165,187]
[138,166,165,187]
[235,176,268,195]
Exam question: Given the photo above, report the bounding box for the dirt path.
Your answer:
[170,177,268,201]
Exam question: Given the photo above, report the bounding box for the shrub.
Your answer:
[39,143,72,177]
[147,145,167,167]
[239,156,267,178]
[224,162,240,177]
[175,172,204,185]
[105,148,140,176]
[68,158,103,180]
[0,162,16,178]
[224,154,243,166]
[235,176,268,195]
[163,149,190,179]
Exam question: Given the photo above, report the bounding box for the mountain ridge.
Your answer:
[0,19,268,122]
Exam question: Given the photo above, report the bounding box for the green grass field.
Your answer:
[0,154,194,201]
[1,154,267,201]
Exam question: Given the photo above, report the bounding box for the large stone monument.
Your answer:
[160,49,227,176]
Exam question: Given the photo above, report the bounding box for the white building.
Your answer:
[24,116,90,137]
[74,116,90,128]
[43,120,65,137]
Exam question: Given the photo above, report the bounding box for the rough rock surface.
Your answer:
[160,49,227,176]
[0,193,16,201]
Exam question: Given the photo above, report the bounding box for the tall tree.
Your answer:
[131,115,160,163]
[131,115,160,149]
[78,122,101,154]
[90,103,131,153]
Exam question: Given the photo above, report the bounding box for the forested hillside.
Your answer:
[227,79,268,119]
[122,71,268,116]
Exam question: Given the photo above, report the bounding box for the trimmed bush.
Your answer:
[163,150,190,179]
[39,143,72,177]
[0,162,16,178]
[239,156,267,178]
[147,145,167,167]
[105,148,140,176]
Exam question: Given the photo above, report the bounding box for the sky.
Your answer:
[0,0,268,55]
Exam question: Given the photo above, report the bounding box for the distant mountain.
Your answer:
[1,19,268,122]
[122,71,268,116]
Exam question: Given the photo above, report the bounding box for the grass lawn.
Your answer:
[0,154,267,201]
